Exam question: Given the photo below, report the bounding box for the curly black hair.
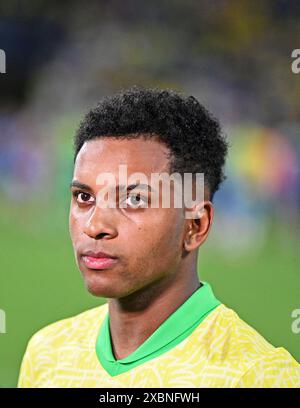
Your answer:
[74,86,228,201]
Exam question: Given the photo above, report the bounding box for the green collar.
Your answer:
[96,281,221,377]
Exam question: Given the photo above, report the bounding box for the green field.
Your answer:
[0,202,299,388]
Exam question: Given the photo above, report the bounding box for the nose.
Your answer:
[83,206,118,240]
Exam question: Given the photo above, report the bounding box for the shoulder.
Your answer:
[18,303,108,387]
[25,302,108,353]
[234,347,300,387]
[210,304,284,358]
[208,304,300,387]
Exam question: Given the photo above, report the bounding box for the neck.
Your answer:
[107,267,200,360]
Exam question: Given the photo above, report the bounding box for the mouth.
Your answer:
[80,250,119,270]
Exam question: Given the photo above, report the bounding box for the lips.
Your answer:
[81,250,118,270]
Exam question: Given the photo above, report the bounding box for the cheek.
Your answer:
[146,209,184,248]
[69,209,82,242]
[128,212,184,269]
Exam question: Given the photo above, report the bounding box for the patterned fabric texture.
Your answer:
[18,303,300,388]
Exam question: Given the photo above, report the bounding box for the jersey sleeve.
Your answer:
[235,348,300,388]
[17,324,55,388]
[18,335,38,388]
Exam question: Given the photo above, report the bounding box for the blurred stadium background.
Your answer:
[0,0,299,387]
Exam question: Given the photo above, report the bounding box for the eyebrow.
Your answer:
[70,180,93,192]
[122,183,154,193]
[70,180,154,193]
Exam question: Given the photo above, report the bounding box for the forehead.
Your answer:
[74,137,172,179]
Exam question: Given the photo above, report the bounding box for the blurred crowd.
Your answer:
[0,0,299,250]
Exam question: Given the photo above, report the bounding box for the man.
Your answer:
[18,87,300,387]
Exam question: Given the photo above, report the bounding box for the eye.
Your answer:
[125,193,148,209]
[73,191,95,205]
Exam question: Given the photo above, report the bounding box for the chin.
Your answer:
[83,277,124,298]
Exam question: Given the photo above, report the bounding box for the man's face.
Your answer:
[69,137,188,298]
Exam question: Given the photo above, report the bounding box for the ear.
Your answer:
[183,201,214,252]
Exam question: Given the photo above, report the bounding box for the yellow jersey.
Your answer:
[18,282,300,388]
